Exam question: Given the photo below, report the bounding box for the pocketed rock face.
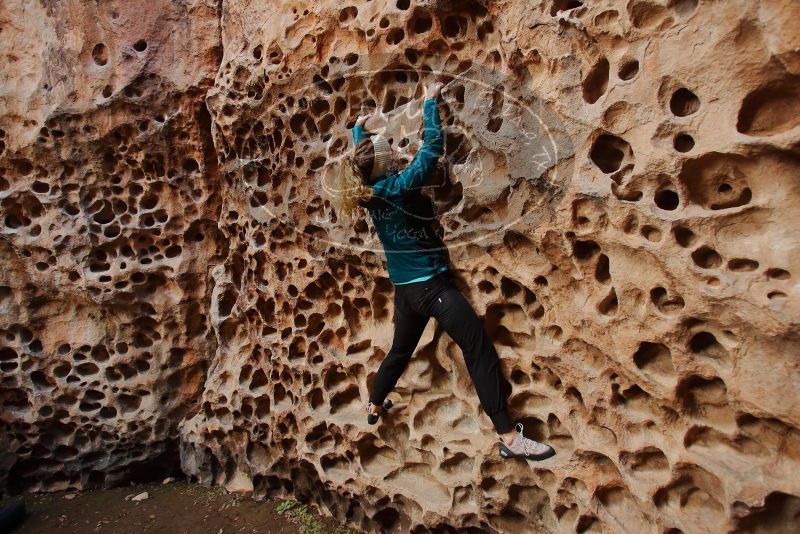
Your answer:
[0,0,224,491]
[176,0,800,532]
[3,0,800,533]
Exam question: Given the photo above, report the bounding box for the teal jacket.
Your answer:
[350,97,449,284]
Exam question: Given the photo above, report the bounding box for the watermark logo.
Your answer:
[240,53,574,254]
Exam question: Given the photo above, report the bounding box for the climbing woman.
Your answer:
[330,81,555,461]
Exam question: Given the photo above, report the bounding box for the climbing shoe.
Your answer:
[498,422,556,461]
[366,398,393,425]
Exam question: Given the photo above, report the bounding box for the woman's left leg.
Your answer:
[410,274,514,434]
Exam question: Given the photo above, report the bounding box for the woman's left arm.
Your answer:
[351,124,366,144]
[350,114,371,144]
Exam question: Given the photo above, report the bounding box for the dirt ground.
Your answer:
[0,480,355,534]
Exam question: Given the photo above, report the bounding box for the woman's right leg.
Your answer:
[369,285,430,406]
[391,273,555,459]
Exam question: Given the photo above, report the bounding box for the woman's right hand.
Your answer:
[355,113,371,126]
[425,82,444,100]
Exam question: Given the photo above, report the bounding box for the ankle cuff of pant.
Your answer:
[489,409,513,434]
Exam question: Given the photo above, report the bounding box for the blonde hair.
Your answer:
[327,139,375,220]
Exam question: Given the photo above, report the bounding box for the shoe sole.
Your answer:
[367,399,393,425]
[499,441,556,461]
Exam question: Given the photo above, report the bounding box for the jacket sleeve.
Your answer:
[373,98,444,198]
[351,124,366,145]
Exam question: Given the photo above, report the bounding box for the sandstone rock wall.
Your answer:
[2,0,800,533]
[0,0,224,490]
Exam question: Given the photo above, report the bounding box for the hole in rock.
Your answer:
[737,78,800,136]
[551,0,584,16]
[668,0,698,17]
[727,258,758,272]
[374,508,401,531]
[691,246,722,269]
[595,254,610,283]
[614,211,639,232]
[576,515,600,532]
[573,240,600,260]
[511,369,531,386]
[597,288,618,316]
[76,362,100,376]
[677,377,730,429]
[31,371,55,390]
[670,88,700,117]
[32,181,49,194]
[92,43,108,66]
[218,289,237,316]
[408,9,433,35]
[735,492,800,532]
[583,58,609,104]
[688,331,727,360]
[672,226,695,247]
[618,59,639,81]
[442,15,467,38]
[182,158,199,173]
[11,160,34,178]
[674,134,695,152]
[386,28,405,45]
[633,342,675,378]
[620,447,670,474]
[641,225,662,242]
[765,268,790,280]
[590,134,632,173]
[339,6,358,23]
[650,287,685,314]
[654,188,679,210]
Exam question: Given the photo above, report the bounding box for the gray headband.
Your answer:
[369,135,392,179]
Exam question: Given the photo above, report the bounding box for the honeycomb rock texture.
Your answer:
[3,0,800,533]
[0,0,225,491]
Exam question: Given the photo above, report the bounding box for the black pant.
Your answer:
[369,271,514,434]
